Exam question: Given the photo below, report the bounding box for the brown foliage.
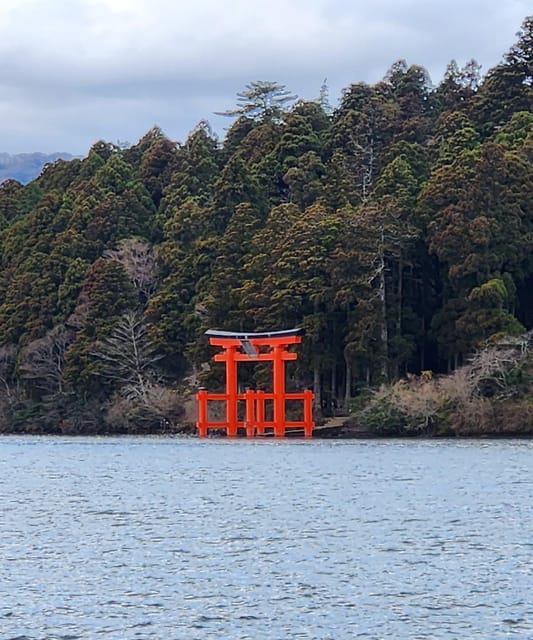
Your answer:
[105,382,185,432]
[369,332,532,435]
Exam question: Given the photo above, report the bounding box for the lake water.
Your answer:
[0,436,531,640]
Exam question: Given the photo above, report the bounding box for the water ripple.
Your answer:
[0,436,532,639]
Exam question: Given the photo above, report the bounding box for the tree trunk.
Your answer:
[344,359,352,412]
[378,229,388,382]
[313,361,321,411]
[420,318,426,371]
[397,252,403,337]
[394,252,403,380]
[330,364,337,409]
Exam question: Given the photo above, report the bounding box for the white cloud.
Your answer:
[0,0,529,152]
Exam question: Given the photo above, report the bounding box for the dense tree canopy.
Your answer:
[0,16,531,433]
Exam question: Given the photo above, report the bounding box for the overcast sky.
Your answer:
[0,0,529,154]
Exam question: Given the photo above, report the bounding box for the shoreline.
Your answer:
[1,426,532,439]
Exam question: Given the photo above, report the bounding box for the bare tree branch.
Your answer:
[103,238,159,301]
[91,311,162,400]
[19,329,72,395]
[0,344,17,404]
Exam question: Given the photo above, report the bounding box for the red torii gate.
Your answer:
[196,328,314,438]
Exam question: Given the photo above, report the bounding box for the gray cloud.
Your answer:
[0,0,529,153]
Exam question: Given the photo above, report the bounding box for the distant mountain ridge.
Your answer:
[0,152,76,184]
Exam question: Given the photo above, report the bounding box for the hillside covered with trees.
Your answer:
[0,17,531,435]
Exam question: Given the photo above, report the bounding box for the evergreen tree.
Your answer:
[216,81,297,122]
[473,16,533,135]
[0,24,531,433]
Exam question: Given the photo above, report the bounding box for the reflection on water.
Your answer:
[0,436,532,639]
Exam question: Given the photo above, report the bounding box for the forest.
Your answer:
[0,17,531,435]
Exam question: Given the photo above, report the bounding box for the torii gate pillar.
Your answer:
[196,329,314,438]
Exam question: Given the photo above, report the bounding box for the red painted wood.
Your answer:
[197,329,314,438]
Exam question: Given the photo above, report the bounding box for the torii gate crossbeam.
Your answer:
[196,329,314,438]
